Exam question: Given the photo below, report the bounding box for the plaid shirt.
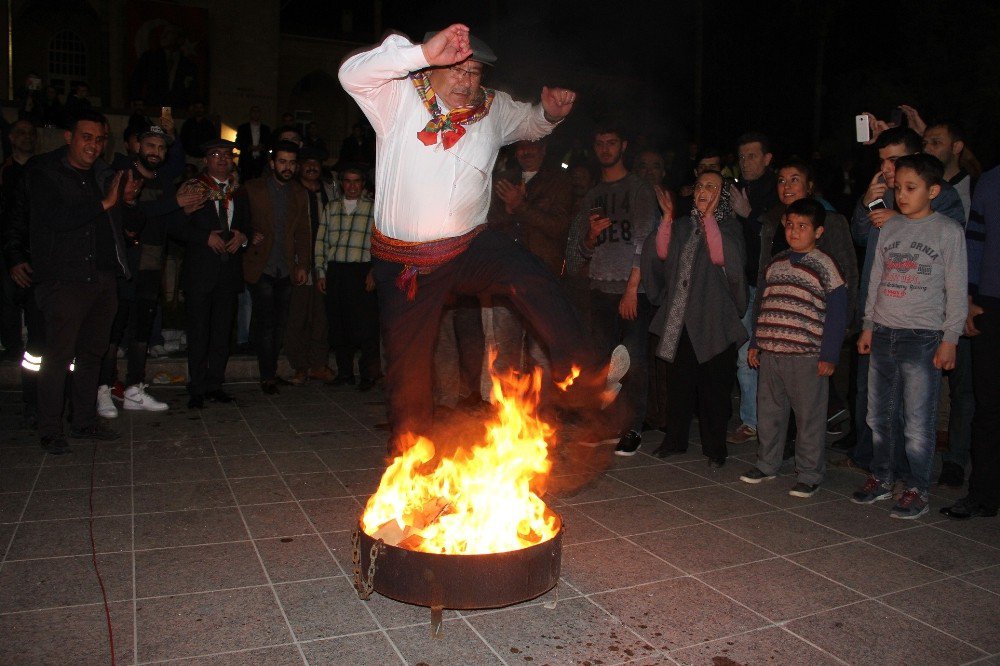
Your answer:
[314,196,375,277]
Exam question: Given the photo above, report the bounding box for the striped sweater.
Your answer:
[754,249,845,356]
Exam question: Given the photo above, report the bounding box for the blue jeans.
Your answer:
[851,352,909,476]
[736,286,757,428]
[867,326,943,495]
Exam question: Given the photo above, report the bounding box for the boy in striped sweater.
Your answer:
[740,198,848,497]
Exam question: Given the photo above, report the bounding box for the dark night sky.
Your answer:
[282,0,1000,168]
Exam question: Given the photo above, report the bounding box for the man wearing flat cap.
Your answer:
[340,24,628,454]
[173,138,250,408]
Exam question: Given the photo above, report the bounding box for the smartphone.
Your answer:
[867,198,887,212]
[589,205,607,219]
[855,115,870,143]
[161,106,172,120]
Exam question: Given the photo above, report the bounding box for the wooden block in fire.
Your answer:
[371,519,406,545]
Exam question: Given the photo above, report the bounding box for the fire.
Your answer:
[361,366,560,554]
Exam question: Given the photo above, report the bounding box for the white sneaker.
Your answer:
[600,345,630,409]
[607,344,630,385]
[149,344,167,358]
[97,385,119,418]
[123,383,169,411]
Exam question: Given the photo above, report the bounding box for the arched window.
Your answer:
[48,29,88,95]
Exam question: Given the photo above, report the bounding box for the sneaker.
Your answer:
[123,383,169,411]
[789,482,819,498]
[936,461,965,488]
[851,475,893,504]
[890,488,929,519]
[739,468,777,484]
[726,424,757,445]
[891,479,907,501]
[149,344,167,358]
[97,385,118,419]
[831,456,868,474]
[614,430,642,457]
[600,345,630,409]
[607,344,630,385]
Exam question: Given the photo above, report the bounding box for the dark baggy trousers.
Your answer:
[374,229,599,449]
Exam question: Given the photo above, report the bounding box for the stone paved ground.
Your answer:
[1,381,998,665]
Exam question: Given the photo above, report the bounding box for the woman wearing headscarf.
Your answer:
[641,171,748,467]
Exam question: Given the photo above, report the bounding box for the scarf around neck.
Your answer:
[411,71,495,150]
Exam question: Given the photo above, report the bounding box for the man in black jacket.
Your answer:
[173,138,250,408]
[22,110,141,454]
[0,119,40,426]
[235,106,272,182]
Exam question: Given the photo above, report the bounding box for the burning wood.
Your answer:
[361,366,561,555]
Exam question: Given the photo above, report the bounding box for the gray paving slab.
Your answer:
[0,379,997,665]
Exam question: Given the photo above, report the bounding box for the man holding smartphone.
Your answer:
[573,125,657,455]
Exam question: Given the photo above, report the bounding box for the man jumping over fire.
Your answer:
[339,24,627,454]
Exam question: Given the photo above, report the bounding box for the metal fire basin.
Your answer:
[354,514,562,623]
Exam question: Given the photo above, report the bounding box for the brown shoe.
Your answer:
[308,366,336,382]
[290,370,308,386]
[726,424,758,445]
[831,456,869,474]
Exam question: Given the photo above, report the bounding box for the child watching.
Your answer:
[852,153,968,519]
[740,198,847,497]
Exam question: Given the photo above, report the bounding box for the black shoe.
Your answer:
[205,389,234,403]
[357,376,377,392]
[330,374,356,386]
[614,430,642,457]
[653,445,685,459]
[40,435,70,455]
[273,376,293,387]
[937,461,965,488]
[261,381,279,395]
[789,482,820,498]
[708,457,726,469]
[69,424,120,441]
[939,497,997,520]
[187,395,204,409]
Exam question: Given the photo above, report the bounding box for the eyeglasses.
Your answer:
[448,65,483,81]
[207,151,233,159]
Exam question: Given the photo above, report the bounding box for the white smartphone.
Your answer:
[855,114,871,143]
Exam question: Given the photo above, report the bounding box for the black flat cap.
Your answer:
[200,138,236,153]
[423,31,497,65]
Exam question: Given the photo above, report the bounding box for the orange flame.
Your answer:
[555,365,581,391]
[361,366,559,554]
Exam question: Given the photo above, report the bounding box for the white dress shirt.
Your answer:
[339,34,557,242]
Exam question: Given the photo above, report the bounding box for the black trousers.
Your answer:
[185,287,236,396]
[1,268,24,355]
[374,229,598,446]
[100,270,161,387]
[325,261,380,380]
[968,297,1000,511]
[247,274,292,382]
[11,281,45,410]
[661,328,737,460]
[35,273,118,438]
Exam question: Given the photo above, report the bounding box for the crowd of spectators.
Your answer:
[0,66,996,524]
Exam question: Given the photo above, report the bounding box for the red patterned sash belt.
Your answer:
[370,225,485,300]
